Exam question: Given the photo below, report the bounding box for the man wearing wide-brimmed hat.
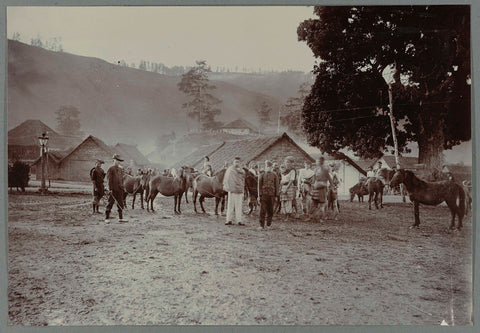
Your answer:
[90,159,105,214]
[105,154,127,223]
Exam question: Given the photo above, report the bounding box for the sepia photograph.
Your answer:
[4,3,475,328]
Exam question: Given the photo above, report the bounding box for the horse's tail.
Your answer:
[458,184,466,218]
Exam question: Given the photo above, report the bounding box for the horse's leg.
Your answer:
[146,191,150,212]
[132,192,136,210]
[368,192,372,210]
[174,195,178,214]
[446,199,461,230]
[200,195,207,214]
[178,193,183,214]
[222,195,226,215]
[410,200,420,229]
[193,190,198,213]
[380,186,384,208]
[149,190,158,212]
[140,190,144,209]
[214,197,220,215]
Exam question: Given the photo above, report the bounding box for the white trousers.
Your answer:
[226,192,243,223]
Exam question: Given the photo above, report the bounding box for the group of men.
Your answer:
[90,153,342,229]
[90,154,128,223]
[219,155,341,231]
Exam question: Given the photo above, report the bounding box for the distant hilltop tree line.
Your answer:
[117,59,306,76]
[11,32,307,76]
[11,32,64,52]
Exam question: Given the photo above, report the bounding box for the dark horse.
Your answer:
[244,169,258,215]
[8,161,30,192]
[362,178,384,210]
[123,173,149,209]
[349,180,368,202]
[390,169,466,230]
[193,168,227,215]
[147,167,188,214]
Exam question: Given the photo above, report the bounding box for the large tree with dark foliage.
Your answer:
[178,60,222,130]
[298,6,470,170]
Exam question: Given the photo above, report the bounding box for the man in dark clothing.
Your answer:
[258,160,279,230]
[105,154,127,223]
[90,159,105,214]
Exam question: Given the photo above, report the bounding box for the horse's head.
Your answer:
[243,168,258,189]
[214,168,227,183]
[390,169,406,188]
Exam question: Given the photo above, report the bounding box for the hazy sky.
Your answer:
[7,6,317,72]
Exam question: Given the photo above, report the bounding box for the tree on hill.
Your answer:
[12,32,21,42]
[177,60,222,130]
[256,101,272,133]
[298,6,470,171]
[281,82,311,137]
[55,105,84,137]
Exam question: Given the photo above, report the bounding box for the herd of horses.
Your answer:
[118,166,471,231]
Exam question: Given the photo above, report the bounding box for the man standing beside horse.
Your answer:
[310,156,334,221]
[105,154,127,223]
[90,159,105,214]
[258,160,279,230]
[223,157,246,226]
[297,161,314,215]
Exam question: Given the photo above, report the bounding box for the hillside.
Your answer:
[7,40,285,150]
[210,71,314,101]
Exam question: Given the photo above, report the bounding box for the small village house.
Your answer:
[8,119,81,166]
[114,143,151,169]
[221,118,258,136]
[175,132,314,172]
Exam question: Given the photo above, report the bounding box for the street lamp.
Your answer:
[38,132,49,194]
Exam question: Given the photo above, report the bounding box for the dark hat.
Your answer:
[113,154,124,162]
[96,159,105,164]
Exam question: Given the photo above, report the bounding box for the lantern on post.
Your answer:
[38,132,49,194]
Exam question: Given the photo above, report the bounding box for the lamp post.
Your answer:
[38,132,49,194]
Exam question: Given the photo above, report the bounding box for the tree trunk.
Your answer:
[417,121,445,174]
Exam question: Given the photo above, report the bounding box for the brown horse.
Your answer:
[349,180,368,202]
[193,168,227,215]
[123,174,145,209]
[362,179,384,210]
[147,167,188,214]
[390,169,466,230]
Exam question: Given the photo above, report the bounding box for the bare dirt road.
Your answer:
[8,191,472,326]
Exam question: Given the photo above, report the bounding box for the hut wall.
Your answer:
[250,137,312,169]
[34,158,60,181]
[59,140,113,181]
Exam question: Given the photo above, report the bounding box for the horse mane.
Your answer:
[403,170,426,189]
[214,168,227,181]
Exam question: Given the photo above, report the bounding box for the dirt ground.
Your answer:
[7,191,473,326]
